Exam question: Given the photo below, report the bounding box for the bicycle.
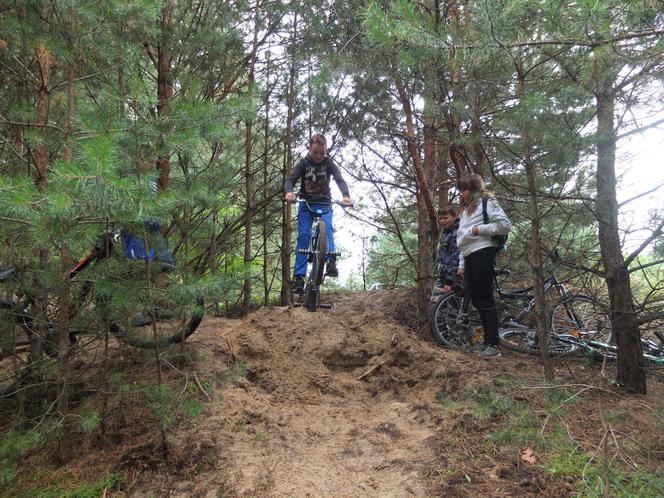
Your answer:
[505,304,664,364]
[431,269,609,356]
[289,198,348,312]
[0,227,204,362]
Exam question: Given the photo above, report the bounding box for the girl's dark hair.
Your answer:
[438,204,458,217]
[309,133,327,148]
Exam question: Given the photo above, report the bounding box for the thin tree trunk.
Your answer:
[34,43,52,190]
[56,244,71,462]
[394,70,438,313]
[263,49,272,305]
[280,12,298,306]
[242,1,261,315]
[156,0,174,192]
[518,65,554,382]
[64,66,74,163]
[595,85,645,393]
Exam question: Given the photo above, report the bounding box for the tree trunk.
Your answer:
[57,244,71,462]
[156,1,174,192]
[263,49,272,305]
[280,12,298,306]
[64,65,74,163]
[595,86,645,393]
[518,65,553,382]
[242,5,260,316]
[394,70,438,314]
[34,43,52,190]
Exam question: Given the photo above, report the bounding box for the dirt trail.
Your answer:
[126,290,663,497]
[180,291,447,497]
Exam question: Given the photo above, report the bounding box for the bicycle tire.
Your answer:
[431,293,481,347]
[314,220,327,286]
[103,261,204,349]
[551,295,612,344]
[499,327,579,356]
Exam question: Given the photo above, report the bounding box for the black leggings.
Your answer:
[464,247,498,346]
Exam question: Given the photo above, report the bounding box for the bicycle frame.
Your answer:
[292,199,342,311]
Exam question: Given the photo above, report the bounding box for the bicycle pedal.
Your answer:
[318,303,332,309]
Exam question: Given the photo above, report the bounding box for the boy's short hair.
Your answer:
[309,133,327,148]
[438,205,458,217]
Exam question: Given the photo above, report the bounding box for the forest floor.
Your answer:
[4,289,664,497]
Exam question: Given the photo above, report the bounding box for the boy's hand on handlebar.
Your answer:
[285,192,297,202]
[342,196,353,207]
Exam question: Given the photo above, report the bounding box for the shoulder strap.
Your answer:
[482,197,489,224]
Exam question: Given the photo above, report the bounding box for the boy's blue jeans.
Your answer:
[294,201,335,277]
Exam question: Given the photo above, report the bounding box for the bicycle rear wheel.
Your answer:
[103,261,203,349]
[551,295,612,344]
[431,293,481,347]
[499,327,579,356]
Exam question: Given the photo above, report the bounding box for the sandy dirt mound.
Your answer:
[115,289,661,497]
[28,289,659,497]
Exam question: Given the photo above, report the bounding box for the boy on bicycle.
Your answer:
[431,205,460,302]
[284,134,352,294]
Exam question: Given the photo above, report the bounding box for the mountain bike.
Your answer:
[431,269,609,356]
[502,300,664,364]
[289,198,348,312]
[0,228,204,361]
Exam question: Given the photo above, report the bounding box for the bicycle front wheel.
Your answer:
[551,295,612,344]
[104,261,203,349]
[313,220,327,286]
[499,327,579,356]
[431,293,481,347]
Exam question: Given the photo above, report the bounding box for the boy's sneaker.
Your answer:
[293,276,305,294]
[478,345,501,358]
[470,342,486,352]
[325,259,338,278]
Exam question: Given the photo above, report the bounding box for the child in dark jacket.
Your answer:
[432,205,460,301]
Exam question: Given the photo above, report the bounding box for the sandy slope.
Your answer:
[117,289,663,497]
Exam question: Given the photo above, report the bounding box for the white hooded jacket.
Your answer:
[457,197,511,270]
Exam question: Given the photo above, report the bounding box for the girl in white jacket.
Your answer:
[456,174,512,357]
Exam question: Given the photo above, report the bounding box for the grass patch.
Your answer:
[436,391,457,411]
[27,472,124,498]
[462,384,514,421]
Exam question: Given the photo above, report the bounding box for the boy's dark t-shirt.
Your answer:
[284,154,350,202]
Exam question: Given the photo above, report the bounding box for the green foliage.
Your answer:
[0,430,43,487]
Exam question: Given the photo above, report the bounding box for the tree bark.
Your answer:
[64,65,74,163]
[242,3,260,316]
[394,71,438,314]
[280,12,297,306]
[156,1,175,192]
[595,85,645,393]
[34,43,53,190]
[57,244,71,462]
[518,64,554,382]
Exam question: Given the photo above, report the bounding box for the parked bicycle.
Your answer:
[431,269,611,357]
[501,302,664,364]
[0,227,204,362]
